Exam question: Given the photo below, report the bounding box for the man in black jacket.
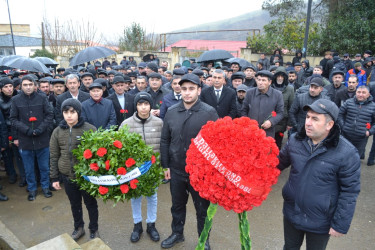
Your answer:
[200,69,237,118]
[160,74,218,249]
[325,71,346,102]
[106,75,135,127]
[334,75,358,108]
[55,74,90,125]
[9,75,54,201]
[0,78,25,186]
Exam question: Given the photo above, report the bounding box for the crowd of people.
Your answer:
[0,48,370,249]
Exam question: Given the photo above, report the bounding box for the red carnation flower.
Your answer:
[113,140,123,149]
[98,186,108,195]
[29,117,37,122]
[185,117,280,213]
[366,123,371,130]
[105,160,110,170]
[120,109,125,114]
[117,167,127,175]
[83,149,93,159]
[271,111,277,117]
[96,147,107,157]
[125,109,128,113]
[120,184,129,194]
[125,158,136,168]
[8,136,13,141]
[90,163,99,171]
[151,155,156,164]
[160,101,163,104]
[130,179,139,189]
[279,132,284,137]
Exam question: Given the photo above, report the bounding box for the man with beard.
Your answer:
[289,78,330,134]
[161,73,218,249]
[49,79,66,108]
[271,68,294,148]
[38,78,50,96]
[288,70,300,90]
[243,65,257,88]
[325,71,346,102]
[335,75,358,108]
[79,72,94,93]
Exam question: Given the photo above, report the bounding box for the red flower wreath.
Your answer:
[185,117,280,213]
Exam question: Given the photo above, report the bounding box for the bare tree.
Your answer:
[41,17,104,57]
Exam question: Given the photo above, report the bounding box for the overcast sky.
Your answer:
[0,0,263,42]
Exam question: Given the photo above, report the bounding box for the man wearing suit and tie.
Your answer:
[200,69,237,118]
[106,75,135,127]
[55,74,90,125]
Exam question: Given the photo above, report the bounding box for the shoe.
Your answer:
[0,192,8,201]
[28,191,37,201]
[130,222,143,243]
[19,178,27,187]
[162,179,170,184]
[204,240,211,250]
[71,227,85,241]
[49,184,57,191]
[367,161,375,166]
[8,175,17,184]
[42,188,53,198]
[146,223,160,242]
[90,230,100,239]
[161,233,184,248]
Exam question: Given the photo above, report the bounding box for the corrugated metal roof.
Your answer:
[164,40,247,56]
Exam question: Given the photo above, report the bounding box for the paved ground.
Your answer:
[0,141,375,250]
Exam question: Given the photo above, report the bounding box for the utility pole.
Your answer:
[41,22,46,49]
[6,0,16,55]
[302,0,313,58]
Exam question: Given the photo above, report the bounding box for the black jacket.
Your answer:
[106,93,135,127]
[55,90,90,125]
[146,86,170,109]
[334,88,355,108]
[0,90,18,136]
[160,100,219,177]
[200,86,237,118]
[9,91,54,150]
[338,95,375,141]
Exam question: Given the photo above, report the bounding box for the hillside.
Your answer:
[165,10,271,45]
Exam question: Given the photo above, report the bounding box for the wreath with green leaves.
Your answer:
[72,126,165,204]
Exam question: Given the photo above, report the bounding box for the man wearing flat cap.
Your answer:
[145,72,170,117]
[241,70,284,138]
[243,65,257,88]
[79,72,94,93]
[278,99,360,250]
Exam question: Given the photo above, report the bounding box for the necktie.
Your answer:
[176,94,181,100]
[215,90,221,102]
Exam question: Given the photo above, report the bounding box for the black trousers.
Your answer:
[62,175,98,231]
[283,217,330,250]
[170,172,210,236]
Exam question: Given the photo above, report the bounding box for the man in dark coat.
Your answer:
[81,82,117,129]
[243,65,257,88]
[278,99,360,250]
[338,85,375,157]
[145,72,170,117]
[200,69,237,118]
[325,71,346,102]
[9,75,54,201]
[241,70,284,138]
[55,74,90,125]
[160,74,218,249]
[334,75,358,108]
[106,75,135,127]
[160,76,181,119]
[79,72,94,93]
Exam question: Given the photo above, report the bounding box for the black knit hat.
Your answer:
[0,77,14,89]
[61,98,82,116]
[146,62,158,73]
[134,92,153,107]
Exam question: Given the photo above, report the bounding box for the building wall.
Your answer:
[0,24,30,36]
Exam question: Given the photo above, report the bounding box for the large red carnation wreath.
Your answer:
[185,117,281,249]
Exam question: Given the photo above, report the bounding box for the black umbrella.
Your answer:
[0,55,23,66]
[3,56,50,73]
[69,46,117,66]
[225,58,253,69]
[34,57,58,65]
[197,49,234,63]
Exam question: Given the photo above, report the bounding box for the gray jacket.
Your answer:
[120,113,163,153]
[241,87,284,138]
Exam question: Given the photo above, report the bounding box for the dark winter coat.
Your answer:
[145,86,171,109]
[270,49,284,66]
[325,84,346,103]
[49,119,96,181]
[292,50,302,66]
[241,86,284,138]
[200,86,237,118]
[289,92,330,131]
[160,100,218,177]
[55,90,90,125]
[81,98,117,129]
[338,95,375,142]
[159,92,181,119]
[0,112,8,148]
[9,91,54,150]
[334,88,355,108]
[0,90,18,137]
[278,124,360,234]
[106,93,135,127]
